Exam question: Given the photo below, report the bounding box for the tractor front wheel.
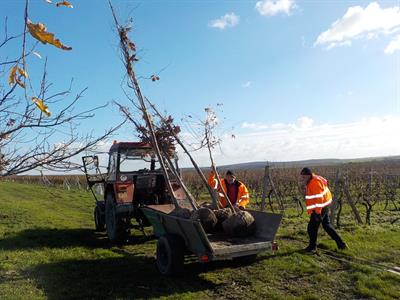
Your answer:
[156,234,185,275]
[105,193,129,243]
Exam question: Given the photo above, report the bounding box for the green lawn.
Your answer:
[0,181,399,299]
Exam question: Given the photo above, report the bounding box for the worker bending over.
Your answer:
[208,170,250,209]
[300,167,348,252]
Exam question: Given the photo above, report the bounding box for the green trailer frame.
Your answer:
[141,204,282,275]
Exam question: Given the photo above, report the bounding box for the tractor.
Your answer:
[82,141,186,243]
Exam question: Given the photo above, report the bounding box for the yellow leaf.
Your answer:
[15,78,26,89]
[32,97,51,117]
[8,65,28,88]
[56,0,73,8]
[18,68,28,79]
[27,20,72,51]
[8,65,18,86]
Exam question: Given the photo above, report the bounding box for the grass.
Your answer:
[0,181,399,299]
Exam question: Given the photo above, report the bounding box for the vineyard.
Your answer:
[1,163,400,299]
[6,159,400,227]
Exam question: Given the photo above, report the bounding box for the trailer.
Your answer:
[141,204,282,275]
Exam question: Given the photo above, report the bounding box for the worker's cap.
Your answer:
[226,170,236,178]
[300,167,312,176]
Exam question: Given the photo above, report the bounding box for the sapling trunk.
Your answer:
[204,127,236,214]
[162,149,199,211]
[145,97,220,208]
[108,0,179,209]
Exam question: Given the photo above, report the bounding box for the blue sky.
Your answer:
[2,0,400,167]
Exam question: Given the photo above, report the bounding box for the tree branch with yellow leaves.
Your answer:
[0,0,126,176]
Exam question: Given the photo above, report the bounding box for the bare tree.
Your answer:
[0,0,125,176]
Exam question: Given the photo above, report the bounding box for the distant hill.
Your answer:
[182,155,400,171]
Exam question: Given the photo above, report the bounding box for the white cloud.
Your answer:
[326,40,352,51]
[296,116,314,129]
[242,81,252,88]
[209,12,239,30]
[385,34,400,54]
[242,116,313,131]
[177,116,400,166]
[255,0,296,17]
[315,2,400,49]
[242,121,270,130]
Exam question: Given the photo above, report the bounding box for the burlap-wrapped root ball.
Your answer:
[222,210,256,237]
[169,207,191,219]
[190,207,217,233]
[213,208,233,226]
[213,208,234,231]
[200,202,217,210]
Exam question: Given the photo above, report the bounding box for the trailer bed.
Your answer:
[142,204,282,260]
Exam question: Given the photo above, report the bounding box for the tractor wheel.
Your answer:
[94,206,105,232]
[105,193,129,243]
[156,234,185,275]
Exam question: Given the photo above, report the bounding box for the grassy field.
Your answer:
[0,181,399,299]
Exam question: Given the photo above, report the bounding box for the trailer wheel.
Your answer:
[156,234,184,275]
[94,206,105,232]
[105,193,128,243]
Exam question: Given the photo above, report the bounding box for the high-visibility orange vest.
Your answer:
[305,174,333,214]
[208,172,250,208]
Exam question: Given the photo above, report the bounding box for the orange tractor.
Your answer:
[82,141,185,243]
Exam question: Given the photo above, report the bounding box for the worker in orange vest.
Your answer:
[300,167,347,252]
[208,170,250,209]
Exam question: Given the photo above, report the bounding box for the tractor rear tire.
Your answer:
[105,193,129,243]
[156,234,185,275]
[94,206,105,232]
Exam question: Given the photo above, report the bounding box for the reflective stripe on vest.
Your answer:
[305,187,330,200]
[306,198,332,210]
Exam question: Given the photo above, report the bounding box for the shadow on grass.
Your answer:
[2,228,301,298]
[29,249,294,299]
[29,254,220,299]
[0,228,155,250]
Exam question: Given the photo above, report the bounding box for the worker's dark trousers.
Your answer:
[307,206,345,249]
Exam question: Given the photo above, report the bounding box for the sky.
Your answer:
[1,0,400,169]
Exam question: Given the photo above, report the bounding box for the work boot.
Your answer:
[304,245,317,253]
[338,243,349,250]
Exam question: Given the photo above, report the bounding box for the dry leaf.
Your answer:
[150,75,160,82]
[6,119,16,127]
[8,65,18,86]
[56,0,73,8]
[27,20,72,51]
[8,65,27,88]
[32,97,51,117]
[128,42,136,52]
[18,68,28,78]
[15,78,26,89]
[129,54,139,62]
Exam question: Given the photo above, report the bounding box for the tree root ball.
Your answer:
[190,207,217,233]
[170,207,191,219]
[222,211,256,237]
[201,202,217,210]
[214,208,233,224]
